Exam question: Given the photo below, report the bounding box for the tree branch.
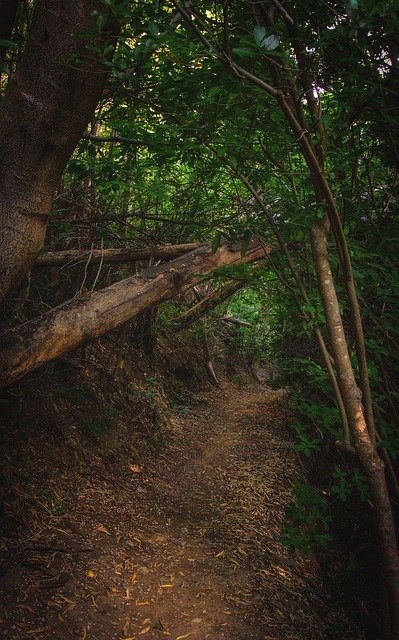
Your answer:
[82,133,155,146]
[172,279,245,331]
[34,243,201,268]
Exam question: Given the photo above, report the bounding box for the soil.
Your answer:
[0,382,362,640]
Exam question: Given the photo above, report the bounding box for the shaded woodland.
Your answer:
[0,1,398,638]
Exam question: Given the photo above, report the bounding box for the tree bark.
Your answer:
[0,0,121,304]
[0,241,271,388]
[310,221,399,638]
[33,243,201,268]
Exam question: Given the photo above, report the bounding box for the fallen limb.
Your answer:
[82,133,153,146]
[34,243,201,268]
[219,316,252,327]
[172,279,245,331]
[0,241,271,388]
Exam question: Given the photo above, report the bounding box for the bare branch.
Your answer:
[34,243,202,269]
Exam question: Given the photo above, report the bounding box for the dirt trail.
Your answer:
[0,383,353,639]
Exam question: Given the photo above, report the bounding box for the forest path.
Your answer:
[1,383,342,639]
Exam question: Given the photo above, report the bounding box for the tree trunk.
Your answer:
[0,0,120,304]
[310,221,399,639]
[33,243,201,268]
[0,241,271,388]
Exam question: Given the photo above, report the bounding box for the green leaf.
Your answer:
[0,39,17,49]
[87,144,97,158]
[95,14,108,31]
[232,46,257,58]
[240,229,252,257]
[253,25,267,47]
[208,86,221,99]
[148,22,160,37]
[211,231,222,254]
[262,35,279,51]
[0,60,10,75]
[103,44,115,55]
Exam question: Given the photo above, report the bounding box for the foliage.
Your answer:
[281,482,333,555]
[331,465,370,503]
[291,420,321,457]
[226,287,271,366]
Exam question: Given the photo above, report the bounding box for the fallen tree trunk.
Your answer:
[33,243,201,268]
[172,279,245,331]
[0,241,271,388]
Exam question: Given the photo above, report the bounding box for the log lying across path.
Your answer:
[0,241,271,388]
[34,243,201,268]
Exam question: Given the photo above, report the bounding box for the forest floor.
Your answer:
[0,382,361,640]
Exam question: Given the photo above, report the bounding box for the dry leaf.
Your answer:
[59,596,76,604]
[123,617,131,635]
[95,524,111,535]
[86,569,96,579]
[158,619,170,634]
[89,594,98,608]
[15,604,35,614]
[52,527,69,535]
[128,463,143,474]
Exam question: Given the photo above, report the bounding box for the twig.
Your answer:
[91,239,104,290]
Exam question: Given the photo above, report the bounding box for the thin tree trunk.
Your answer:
[0,241,271,389]
[310,221,399,638]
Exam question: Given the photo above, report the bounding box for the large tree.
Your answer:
[0,0,121,303]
